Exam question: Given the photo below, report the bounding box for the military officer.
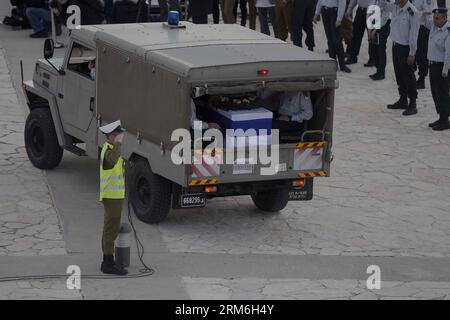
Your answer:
[426,7,450,131]
[99,120,128,275]
[381,0,420,116]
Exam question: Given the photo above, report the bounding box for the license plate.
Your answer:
[289,190,309,201]
[180,194,206,208]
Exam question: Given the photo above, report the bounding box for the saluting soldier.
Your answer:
[414,0,436,89]
[425,7,450,131]
[381,0,420,116]
[314,0,352,72]
[99,120,128,275]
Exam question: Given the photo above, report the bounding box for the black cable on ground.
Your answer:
[0,200,154,283]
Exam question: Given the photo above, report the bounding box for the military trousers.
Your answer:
[102,199,123,256]
[291,0,315,49]
[392,43,417,100]
[416,25,430,79]
[429,62,450,119]
[322,7,346,70]
[275,0,293,42]
[220,0,236,23]
[348,6,369,60]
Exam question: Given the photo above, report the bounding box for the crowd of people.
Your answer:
[3,0,450,130]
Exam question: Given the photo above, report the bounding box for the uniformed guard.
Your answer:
[414,0,435,89]
[368,0,391,80]
[314,0,352,72]
[345,0,376,65]
[425,7,450,130]
[381,0,420,116]
[99,120,128,275]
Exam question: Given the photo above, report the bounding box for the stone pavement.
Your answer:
[0,280,81,299]
[183,277,450,300]
[0,47,66,257]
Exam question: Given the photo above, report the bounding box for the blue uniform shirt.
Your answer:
[316,0,347,22]
[380,0,420,55]
[427,22,450,74]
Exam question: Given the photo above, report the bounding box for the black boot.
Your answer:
[431,116,450,131]
[101,255,128,275]
[416,76,425,90]
[387,96,408,109]
[429,118,442,128]
[432,119,450,131]
[402,99,418,116]
[370,73,385,81]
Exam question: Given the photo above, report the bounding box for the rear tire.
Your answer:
[127,157,172,224]
[251,188,289,212]
[24,108,63,170]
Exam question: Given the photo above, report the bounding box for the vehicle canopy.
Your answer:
[69,23,337,148]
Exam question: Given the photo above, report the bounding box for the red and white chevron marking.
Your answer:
[191,154,221,178]
[293,145,324,171]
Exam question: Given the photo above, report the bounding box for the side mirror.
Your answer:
[44,39,54,60]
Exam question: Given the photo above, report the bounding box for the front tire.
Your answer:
[251,188,289,212]
[24,108,63,170]
[127,158,172,224]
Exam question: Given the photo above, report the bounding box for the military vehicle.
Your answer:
[23,22,337,223]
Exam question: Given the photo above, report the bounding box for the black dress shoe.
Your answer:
[364,61,375,67]
[308,47,314,51]
[345,57,358,65]
[402,108,418,116]
[340,66,352,73]
[370,73,385,80]
[30,30,48,38]
[101,262,128,275]
[402,100,417,116]
[387,98,408,109]
[432,121,450,131]
[416,77,425,89]
[428,119,441,128]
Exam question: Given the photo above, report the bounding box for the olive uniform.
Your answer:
[99,137,127,275]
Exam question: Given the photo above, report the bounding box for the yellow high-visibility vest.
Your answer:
[99,142,125,201]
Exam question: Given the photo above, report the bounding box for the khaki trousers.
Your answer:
[275,0,293,41]
[220,0,236,24]
[102,199,123,256]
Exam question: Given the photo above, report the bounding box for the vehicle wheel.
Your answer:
[127,158,172,224]
[24,108,63,170]
[251,188,289,212]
